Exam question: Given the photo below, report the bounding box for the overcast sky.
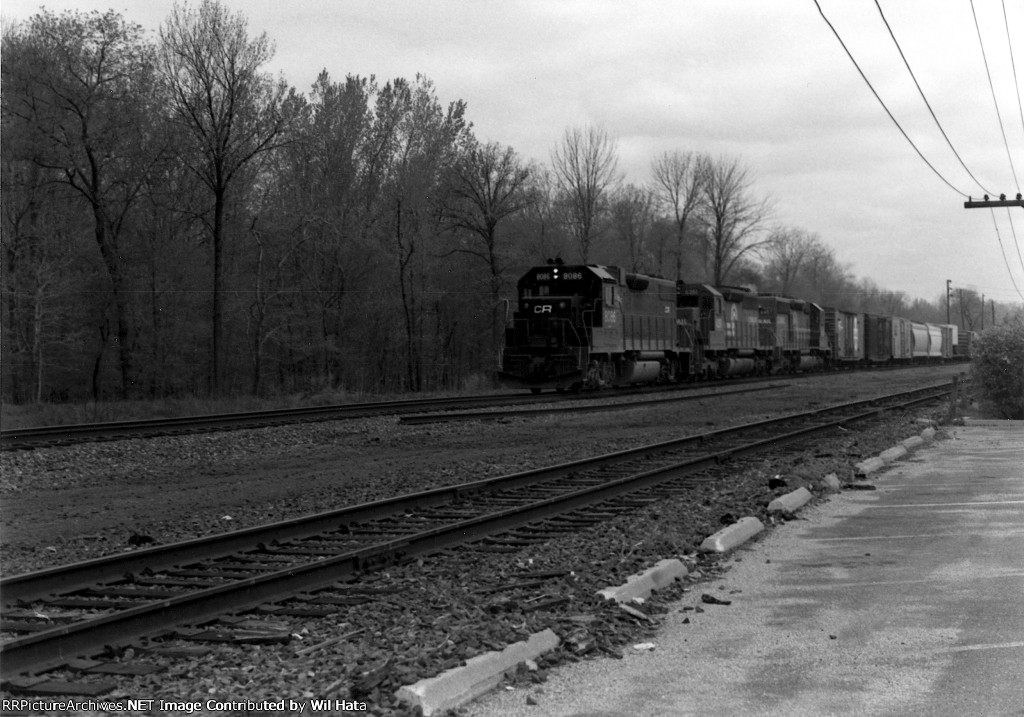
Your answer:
[4,0,1024,306]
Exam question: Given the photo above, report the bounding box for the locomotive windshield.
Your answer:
[517,265,605,315]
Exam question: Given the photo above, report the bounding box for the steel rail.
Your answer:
[0,393,543,450]
[0,383,954,678]
[0,364,959,450]
[399,383,788,424]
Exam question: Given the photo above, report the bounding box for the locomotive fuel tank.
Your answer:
[718,357,758,376]
[797,356,824,371]
[619,360,662,383]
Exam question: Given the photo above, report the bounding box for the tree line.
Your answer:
[2,2,1015,404]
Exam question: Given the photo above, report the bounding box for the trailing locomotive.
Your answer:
[500,261,962,392]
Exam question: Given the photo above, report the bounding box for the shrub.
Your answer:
[970,321,1024,419]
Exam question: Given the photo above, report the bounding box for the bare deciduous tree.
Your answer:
[763,226,820,296]
[3,9,160,398]
[609,184,656,273]
[651,150,709,281]
[550,125,620,263]
[803,242,853,307]
[517,163,566,262]
[441,140,532,350]
[698,156,773,286]
[378,75,471,391]
[159,0,295,393]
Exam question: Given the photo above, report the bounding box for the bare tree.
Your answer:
[550,125,620,262]
[609,184,656,273]
[763,226,820,296]
[516,163,567,263]
[268,71,376,390]
[2,9,161,398]
[803,242,853,307]
[698,156,773,286]
[441,140,532,350]
[375,75,471,391]
[159,0,295,393]
[0,158,82,402]
[651,150,709,281]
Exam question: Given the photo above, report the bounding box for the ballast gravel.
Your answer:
[0,366,962,714]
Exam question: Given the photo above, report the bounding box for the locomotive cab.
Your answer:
[500,264,613,390]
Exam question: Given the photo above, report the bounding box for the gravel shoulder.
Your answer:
[1,367,961,576]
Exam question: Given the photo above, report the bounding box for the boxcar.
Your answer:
[938,324,958,359]
[956,330,978,358]
[891,316,914,361]
[863,314,893,363]
[807,301,831,360]
[824,308,864,363]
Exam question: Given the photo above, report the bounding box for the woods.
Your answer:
[1,2,1015,404]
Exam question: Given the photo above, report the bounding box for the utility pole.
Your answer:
[958,289,964,330]
[962,194,1020,331]
[963,193,1024,209]
[946,279,951,324]
[991,299,996,326]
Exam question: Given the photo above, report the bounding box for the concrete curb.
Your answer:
[901,435,925,450]
[854,455,887,476]
[596,558,688,603]
[699,516,764,553]
[767,486,814,515]
[395,628,560,716]
[878,444,908,463]
[821,473,842,492]
[854,426,938,476]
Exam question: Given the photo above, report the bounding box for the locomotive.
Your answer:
[499,261,960,392]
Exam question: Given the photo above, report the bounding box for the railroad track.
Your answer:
[399,383,788,424]
[1,363,959,450]
[0,392,550,451]
[0,381,955,692]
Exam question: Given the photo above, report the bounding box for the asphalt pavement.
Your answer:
[465,419,1024,717]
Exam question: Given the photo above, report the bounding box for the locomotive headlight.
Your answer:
[553,267,559,278]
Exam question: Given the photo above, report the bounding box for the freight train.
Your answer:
[499,261,964,392]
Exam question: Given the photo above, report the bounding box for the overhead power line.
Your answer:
[812,0,970,198]
[989,208,1024,301]
[1006,207,1024,276]
[1002,0,1024,149]
[874,0,994,196]
[971,0,1022,194]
